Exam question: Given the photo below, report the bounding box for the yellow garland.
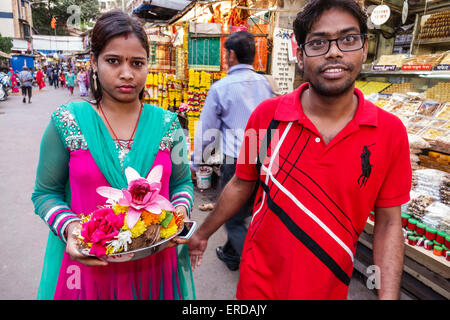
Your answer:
[114,204,129,215]
[160,223,178,239]
[142,210,167,226]
[122,217,147,238]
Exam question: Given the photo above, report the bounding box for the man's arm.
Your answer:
[188,175,256,268]
[372,205,404,300]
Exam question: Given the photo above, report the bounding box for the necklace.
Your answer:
[98,101,143,150]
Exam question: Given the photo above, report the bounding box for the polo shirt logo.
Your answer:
[358,143,375,187]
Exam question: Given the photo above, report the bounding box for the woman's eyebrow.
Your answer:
[103,54,146,60]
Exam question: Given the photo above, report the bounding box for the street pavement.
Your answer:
[0,84,377,300]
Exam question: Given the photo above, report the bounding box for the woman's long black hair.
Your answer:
[89,10,149,104]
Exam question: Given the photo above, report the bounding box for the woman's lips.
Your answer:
[118,85,135,93]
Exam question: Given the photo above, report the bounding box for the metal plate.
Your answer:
[79,221,195,263]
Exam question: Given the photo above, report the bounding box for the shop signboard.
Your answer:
[370,5,390,26]
[271,27,296,95]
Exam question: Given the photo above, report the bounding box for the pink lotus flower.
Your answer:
[81,207,125,257]
[96,166,175,229]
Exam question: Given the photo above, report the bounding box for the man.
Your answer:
[191,31,274,271]
[46,65,53,86]
[188,0,411,300]
[18,66,33,104]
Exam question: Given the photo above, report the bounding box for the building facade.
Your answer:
[0,0,33,53]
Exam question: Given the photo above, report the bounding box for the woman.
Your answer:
[31,10,195,300]
[77,67,88,96]
[36,68,46,90]
[8,67,19,93]
[65,69,76,95]
[58,71,66,88]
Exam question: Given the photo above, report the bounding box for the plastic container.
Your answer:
[407,236,417,246]
[442,246,448,257]
[196,166,213,190]
[369,211,375,222]
[424,240,434,250]
[433,245,443,256]
[401,213,410,228]
[416,223,426,236]
[407,218,418,231]
[436,231,447,245]
[445,236,450,249]
[425,227,437,241]
[446,251,450,262]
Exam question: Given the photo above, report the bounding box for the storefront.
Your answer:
[354,0,450,299]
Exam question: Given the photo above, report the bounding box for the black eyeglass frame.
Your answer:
[300,34,367,57]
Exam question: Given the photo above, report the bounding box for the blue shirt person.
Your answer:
[191,31,274,271]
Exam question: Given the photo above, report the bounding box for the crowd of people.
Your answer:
[3,62,90,104]
[44,64,90,96]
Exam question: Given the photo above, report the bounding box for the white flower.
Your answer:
[106,230,133,253]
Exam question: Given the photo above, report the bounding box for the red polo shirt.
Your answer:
[235,83,411,299]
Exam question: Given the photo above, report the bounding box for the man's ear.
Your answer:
[362,40,368,63]
[296,47,304,72]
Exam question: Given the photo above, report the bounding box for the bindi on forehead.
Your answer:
[124,33,129,40]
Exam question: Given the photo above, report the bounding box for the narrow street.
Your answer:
[0,85,377,300]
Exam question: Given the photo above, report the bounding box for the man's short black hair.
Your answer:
[224,31,255,65]
[293,0,368,45]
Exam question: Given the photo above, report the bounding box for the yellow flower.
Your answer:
[160,224,178,239]
[114,204,129,215]
[123,217,147,238]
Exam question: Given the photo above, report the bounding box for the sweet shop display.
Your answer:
[425,82,450,102]
[381,82,415,95]
[418,10,450,41]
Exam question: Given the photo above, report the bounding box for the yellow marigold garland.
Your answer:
[160,223,178,239]
[141,210,167,226]
[123,217,147,238]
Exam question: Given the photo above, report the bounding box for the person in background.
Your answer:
[188,0,411,300]
[77,66,88,96]
[52,68,59,89]
[8,67,19,93]
[36,68,46,90]
[18,66,33,103]
[46,65,53,86]
[59,70,66,88]
[191,31,274,271]
[66,69,76,95]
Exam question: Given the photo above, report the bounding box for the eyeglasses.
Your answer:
[300,34,366,57]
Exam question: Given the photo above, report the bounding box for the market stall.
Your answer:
[136,0,282,155]
[354,0,450,299]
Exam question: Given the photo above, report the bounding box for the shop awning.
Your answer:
[0,51,12,59]
[132,0,195,22]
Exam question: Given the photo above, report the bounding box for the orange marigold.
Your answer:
[142,210,166,226]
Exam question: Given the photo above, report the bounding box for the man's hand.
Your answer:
[188,232,208,269]
[187,175,256,270]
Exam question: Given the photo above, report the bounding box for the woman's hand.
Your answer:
[65,221,108,267]
[167,206,189,248]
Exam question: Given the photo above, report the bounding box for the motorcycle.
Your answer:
[0,72,10,101]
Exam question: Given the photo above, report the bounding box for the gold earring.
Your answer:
[93,72,98,91]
